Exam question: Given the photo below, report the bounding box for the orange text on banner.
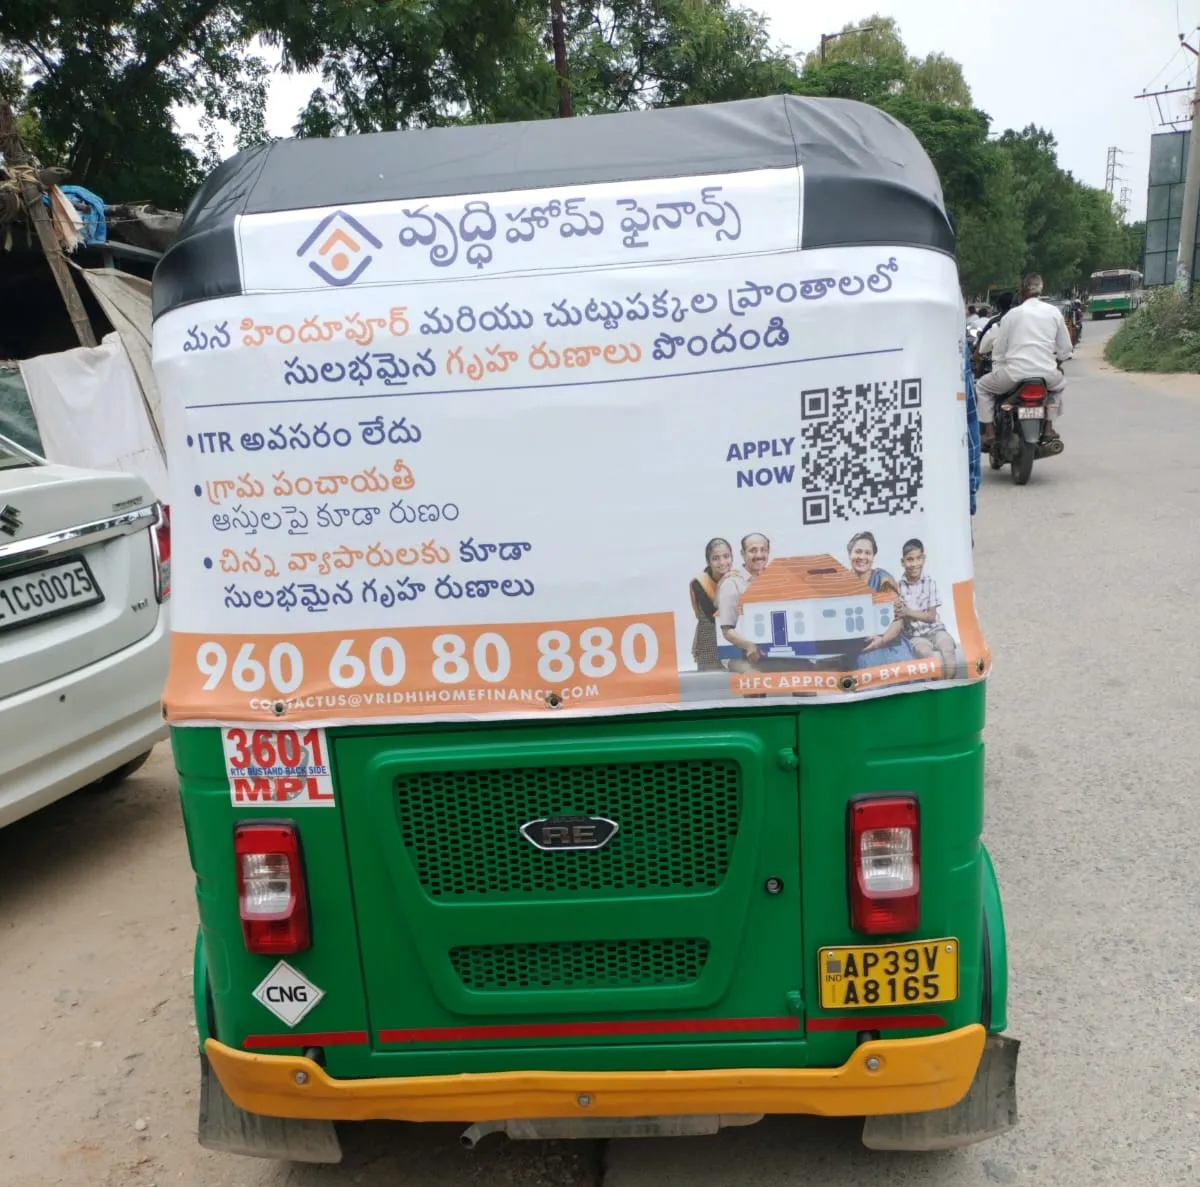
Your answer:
[165,614,679,724]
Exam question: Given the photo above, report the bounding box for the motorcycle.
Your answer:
[988,377,1065,485]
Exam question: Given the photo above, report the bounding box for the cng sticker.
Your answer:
[252,960,325,1027]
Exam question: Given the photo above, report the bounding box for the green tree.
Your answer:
[873,94,991,213]
[286,1,538,135]
[794,58,907,103]
[997,125,1089,291]
[803,14,971,106]
[0,0,275,205]
[907,52,972,107]
[571,0,802,112]
[954,146,1027,295]
[1123,221,1146,270]
[292,1,804,133]
[805,15,908,72]
[0,1,803,200]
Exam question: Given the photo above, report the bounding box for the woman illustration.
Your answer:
[689,537,733,670]
[847,531,915,668]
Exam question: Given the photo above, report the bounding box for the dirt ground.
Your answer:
[0,746,598,1187]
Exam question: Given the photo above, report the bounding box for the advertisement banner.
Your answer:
[154,167,986,727]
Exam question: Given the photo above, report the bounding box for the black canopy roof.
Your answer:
[153,95,953,319]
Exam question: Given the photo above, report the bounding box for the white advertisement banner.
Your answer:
[236,168,803,292]
[155,168,986,727]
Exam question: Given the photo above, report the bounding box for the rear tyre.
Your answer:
[1011,439,1035,486]
[90,749,153,791]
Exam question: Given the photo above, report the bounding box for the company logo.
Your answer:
[0,504,21,537]
[520,814,619,852]
[296,210,383,287]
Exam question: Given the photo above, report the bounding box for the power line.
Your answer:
[1164,61,1194,89]
[1147,45,1187,89]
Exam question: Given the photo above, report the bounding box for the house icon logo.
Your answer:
[296,210,383,287]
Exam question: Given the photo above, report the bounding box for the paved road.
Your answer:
[608,322,1200,1187]
[3,318,1197,1187]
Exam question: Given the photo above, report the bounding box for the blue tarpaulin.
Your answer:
[42,184,107,245]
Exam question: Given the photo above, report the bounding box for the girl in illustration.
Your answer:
[689,537,733,670]
[846,530,915,668]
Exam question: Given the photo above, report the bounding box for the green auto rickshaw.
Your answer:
[152,94,1018,1163]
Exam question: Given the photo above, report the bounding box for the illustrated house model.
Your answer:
[716,555,895,664]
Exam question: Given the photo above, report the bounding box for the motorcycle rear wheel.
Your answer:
[1011,438,1035,485]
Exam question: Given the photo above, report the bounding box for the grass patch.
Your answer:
[1104,289,1200,372]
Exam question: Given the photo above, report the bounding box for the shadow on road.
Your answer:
[247,1122,602,1187]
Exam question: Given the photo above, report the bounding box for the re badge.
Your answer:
[252,961,324,1027]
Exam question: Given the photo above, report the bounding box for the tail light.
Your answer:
[848,796,920,934]
[1017,383,1047,403]
[151,504,171,602]
[234,822,311,954]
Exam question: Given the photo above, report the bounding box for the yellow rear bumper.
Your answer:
[205,1024,985,1123]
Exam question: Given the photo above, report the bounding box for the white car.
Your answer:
[0,433,169,827]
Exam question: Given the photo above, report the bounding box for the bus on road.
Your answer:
[1089,269,1144,319]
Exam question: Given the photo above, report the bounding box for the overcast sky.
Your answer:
[212,0,1195,222]
[752,0,1195,222]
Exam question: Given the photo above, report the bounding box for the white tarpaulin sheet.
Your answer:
[81,268,164,448]
[20,331,169,500]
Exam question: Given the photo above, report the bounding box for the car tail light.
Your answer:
[151,504,171,602]
[849,796,920,934]
[234,823,311,954]
[1018,383,1047,403]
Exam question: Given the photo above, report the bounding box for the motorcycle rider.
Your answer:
[975,273,1072,445]
[975,291,1015,367]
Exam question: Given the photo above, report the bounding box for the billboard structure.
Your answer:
[1144,130,1200,287]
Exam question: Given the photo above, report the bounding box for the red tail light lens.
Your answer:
[849,796,920,935]
[1018,384,1047,402]
[234,823,311,954]
[152,504,171,602]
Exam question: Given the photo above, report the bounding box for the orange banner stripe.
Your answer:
[951,579,990,678]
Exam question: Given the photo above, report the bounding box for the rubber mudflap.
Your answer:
[861,1034,1020,1151]
[197,1053,342,1164]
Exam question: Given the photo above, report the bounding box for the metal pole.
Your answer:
[1175,45,1200,295]
[550,0,573,118]
[820,33,828,63]
[0,103,97,347]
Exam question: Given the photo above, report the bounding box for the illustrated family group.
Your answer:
[687,530,959,678]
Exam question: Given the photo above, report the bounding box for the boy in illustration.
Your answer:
[896,539,958,678]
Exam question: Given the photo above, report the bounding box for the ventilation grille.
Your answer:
[450,939,711,992]
[395,758,740,898]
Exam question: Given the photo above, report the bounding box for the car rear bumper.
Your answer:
[0,608,169,827]
[204,1024,985,1123]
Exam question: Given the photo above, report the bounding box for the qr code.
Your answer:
[798,378,923,522]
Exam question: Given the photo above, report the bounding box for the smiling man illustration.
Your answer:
[717,532,770,670]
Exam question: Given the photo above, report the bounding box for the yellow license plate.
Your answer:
[818,938,959,1009]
